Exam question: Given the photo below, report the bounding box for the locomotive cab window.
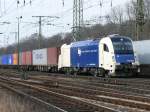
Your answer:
[104,44,109,52]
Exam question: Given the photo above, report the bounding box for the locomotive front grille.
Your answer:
[115,64,137,70]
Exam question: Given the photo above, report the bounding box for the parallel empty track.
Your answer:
[0,69,150,112]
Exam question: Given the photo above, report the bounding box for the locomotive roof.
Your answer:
[109,35,131,40]
[71,39,100,47]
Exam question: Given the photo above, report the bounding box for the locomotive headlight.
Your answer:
[133,55,140,65]
[134,52,139,61]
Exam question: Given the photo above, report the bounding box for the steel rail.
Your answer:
[0,76,117,112]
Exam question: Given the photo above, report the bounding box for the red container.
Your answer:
[21,52,26,65]
[47,48,59,65]
[25,51,32,65]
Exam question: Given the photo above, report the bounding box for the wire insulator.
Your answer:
[30,0,32,5]
[17,0,20,7]
[24,0,25,6]
[111,0,113,7]
[17,0,20,4]
[62,0,64,7]
[99,0,103,7]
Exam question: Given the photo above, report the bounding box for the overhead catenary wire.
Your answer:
[20,0,114,34]
[0,0,35,19]
[0,0,117,45]
[1,0,114,22]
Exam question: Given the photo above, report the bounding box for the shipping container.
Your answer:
[71,40,99,67]
[13,53,18,65]
[133,40,150,64]
[33,48,47,65]
[26,51,32,65]
[8,54,13,65]
[2,55,8,65]
[133,40,150,75]
[19,52,22,65]
[21,52,26,65]
[0,56,2,65]
[47,48,59,65]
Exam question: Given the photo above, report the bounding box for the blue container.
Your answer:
[2,55,8,65]
[8,54,13,65]
[71,39,99,68]
[0,56,2,64]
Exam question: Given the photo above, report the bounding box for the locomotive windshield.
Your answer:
[111,37,134,54]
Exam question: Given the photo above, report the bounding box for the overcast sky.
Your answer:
[0,0,131,47]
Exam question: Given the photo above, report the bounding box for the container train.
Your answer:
[0,34,140,77]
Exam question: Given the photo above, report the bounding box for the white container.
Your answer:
[58,44,71,69]
[33,48,47,65]
[133,40,150,64]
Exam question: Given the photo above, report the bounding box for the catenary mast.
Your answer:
[73,0,84,41]
[136,0,145,40]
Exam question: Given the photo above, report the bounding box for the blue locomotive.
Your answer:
[58,34,140,77]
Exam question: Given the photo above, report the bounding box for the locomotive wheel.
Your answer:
[104,71,111,78]
[100,69,105,77]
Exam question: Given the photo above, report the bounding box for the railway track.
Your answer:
[0,69,150,111]
[3,70,150,97]
[0,72,120,112]
[2,69,150,95]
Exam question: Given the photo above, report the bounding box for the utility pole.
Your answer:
[73,0,84,41]
[17,16,22,68]
[32,16,59,49]
[136,0,145,40]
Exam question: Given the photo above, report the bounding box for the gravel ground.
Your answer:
[0,87,50,112]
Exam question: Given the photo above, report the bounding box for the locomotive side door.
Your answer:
[100,43,110,70]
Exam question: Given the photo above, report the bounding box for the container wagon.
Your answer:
[19,51,32,70]
[0,47,59,72]
[32,47,59,72]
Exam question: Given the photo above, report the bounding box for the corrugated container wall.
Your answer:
[26,51,32,65]
[2,55,8,65]
[0,56,1,65]
[8,54,13,65]
[21,52,26,65]
[133,40,150,64]
[33,49,47,65]
[13,53,18,65]
[47,48,59,65]
[19,53,22,65]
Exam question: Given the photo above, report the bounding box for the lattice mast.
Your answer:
[73,0,84,41]
[136,0,145,40]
